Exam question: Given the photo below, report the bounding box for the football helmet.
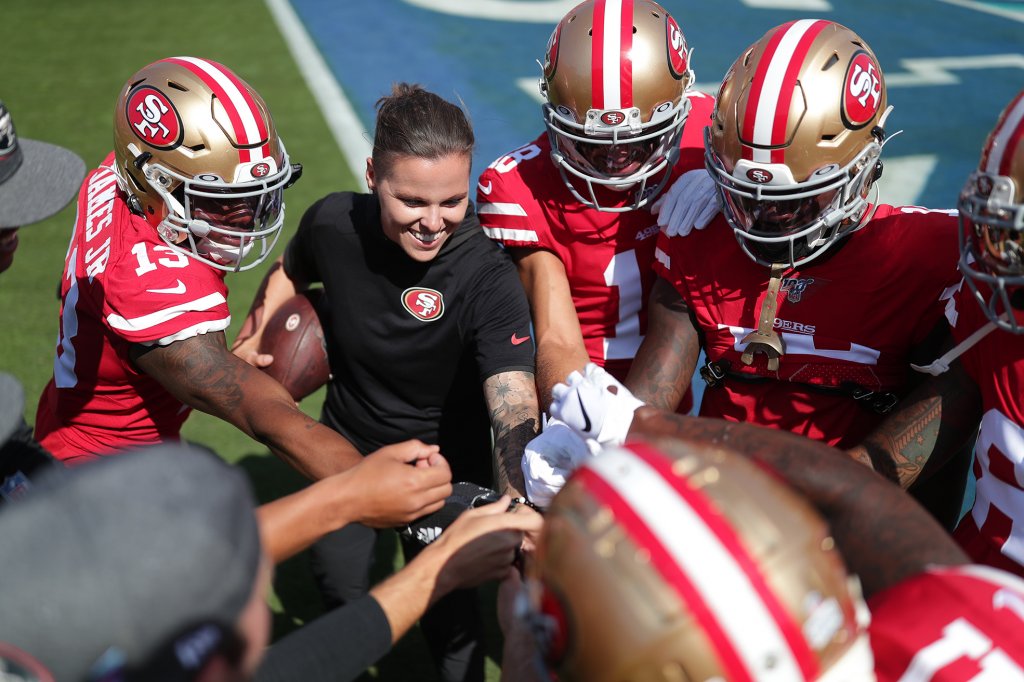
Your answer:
[113,57,298,272]
[959,90,1024,333]
[706,20,888,268]
[520,438,874,682]
[540,0,694,212]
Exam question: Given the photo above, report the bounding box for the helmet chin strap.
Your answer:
[911,313,1005,375]
[741,263,788,371]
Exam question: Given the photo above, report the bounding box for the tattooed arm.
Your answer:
[627,409,969,597]
[131,331,363,479]
[847,359,982,488]
[624,277,700,411]
[484,370,540,498]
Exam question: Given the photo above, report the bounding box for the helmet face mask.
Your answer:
[540,0,693,212]
[113,57,296,272]
[957,90,1024,332]
[706,20,888,269]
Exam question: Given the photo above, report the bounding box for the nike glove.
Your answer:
[521,416,594,509]
[650,168,720,237]
[550,363,645,447]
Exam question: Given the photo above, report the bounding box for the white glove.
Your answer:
[650,168,720,237]
[521,416,595,508]
[550,363,645,447]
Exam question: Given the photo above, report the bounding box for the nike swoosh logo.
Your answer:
[511,332,531,345]
[477,181,492,196]
[577,393,592,434]
[146,279,186,295]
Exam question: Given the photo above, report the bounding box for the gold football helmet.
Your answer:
[540,0,694,212]
[520,438,874,682]
[959,90,1024,333]
[706,21,888,268]
[113,57,298,272]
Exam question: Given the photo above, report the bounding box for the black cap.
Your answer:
[0,101,86,227]
[0,444,262,681]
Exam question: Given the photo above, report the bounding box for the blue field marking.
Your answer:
[290,0,1022,209]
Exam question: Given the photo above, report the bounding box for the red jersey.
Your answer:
[869,564,1024,680]
[654,205,962,448]
[949,282,1024,576]
[477,93,715,382]
[34,154,231,464]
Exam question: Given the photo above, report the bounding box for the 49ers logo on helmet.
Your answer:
[251,162,271,178]
[665,15,688,79]
[747,168,774,184]
[543,23,562,79]
[125,86,183,150]
[600,111,626,126]
[401,287,445,322]
[842,52,882,129]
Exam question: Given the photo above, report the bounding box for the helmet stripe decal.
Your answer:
[577,443,819,682]
[591,0,633,110]
[162,57,271,165]
[982,90,1024,178]
[742,19,830,164]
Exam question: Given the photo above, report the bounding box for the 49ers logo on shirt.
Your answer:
[842,52,882,129]
[402,287,445,322]
[125,86,183,150]
[666,15,689,79]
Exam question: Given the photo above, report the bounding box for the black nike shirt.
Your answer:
[284,192,534,482]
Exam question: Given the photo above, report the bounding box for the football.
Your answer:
[258,289,331,401]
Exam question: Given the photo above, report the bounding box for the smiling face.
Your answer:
[366,152,471,263]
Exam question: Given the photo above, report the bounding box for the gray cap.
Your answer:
[0,444,262,681]
[0,101,86,227]
[0,372,24,446]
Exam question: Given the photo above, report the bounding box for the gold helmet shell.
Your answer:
[540,0,694,212]
[706,21,888,267]
[959,90,1024,333]
[113,57,296,272]
[522,438,873,681]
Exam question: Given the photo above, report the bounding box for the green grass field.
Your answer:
[1,2,503,678]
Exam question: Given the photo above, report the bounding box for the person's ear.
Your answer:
[365,157,376,193]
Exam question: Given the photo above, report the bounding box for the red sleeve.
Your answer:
[477,138,550,249]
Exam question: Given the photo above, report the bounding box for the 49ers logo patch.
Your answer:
[842,51,882,129]
[125,86,183,150]
[402,287,444,322]
[666,15,689,79]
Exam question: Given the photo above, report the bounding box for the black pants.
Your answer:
[309,523,485,682]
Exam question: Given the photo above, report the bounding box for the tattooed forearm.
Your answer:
[625,278,700,411]
[485,371,540,497]
[851,362,982,489]
[133,331,249,415]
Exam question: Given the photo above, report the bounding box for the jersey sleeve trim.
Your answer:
[149,318,232,346]
[482,226,540,243]
[479,201,528,217]
[481,364,536,381]
[106,292,228,333]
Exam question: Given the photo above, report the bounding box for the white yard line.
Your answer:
[264,0,371,191]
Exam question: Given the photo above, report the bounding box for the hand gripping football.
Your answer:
[257,289,330,401]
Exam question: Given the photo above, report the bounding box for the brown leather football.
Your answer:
[258,289,330,401]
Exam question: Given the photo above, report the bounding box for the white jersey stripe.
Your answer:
[985,94,1024,175]
[106,292,228,333]
[588,449,806,681]
[601,0,623,108]
[154,317,233,347]
[482,226,539,243]
[175,57,264,164]
[751,19,820,164]
[478,201,529,217]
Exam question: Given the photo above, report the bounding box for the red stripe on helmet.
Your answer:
[161,57,271,163]
[574,464,755,682]
[591,0,607,108]
[985,90,1024,177]
[740,21,793,161]
[630,443,820,679]
[619,0,634,108]
[770,20,829,163]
